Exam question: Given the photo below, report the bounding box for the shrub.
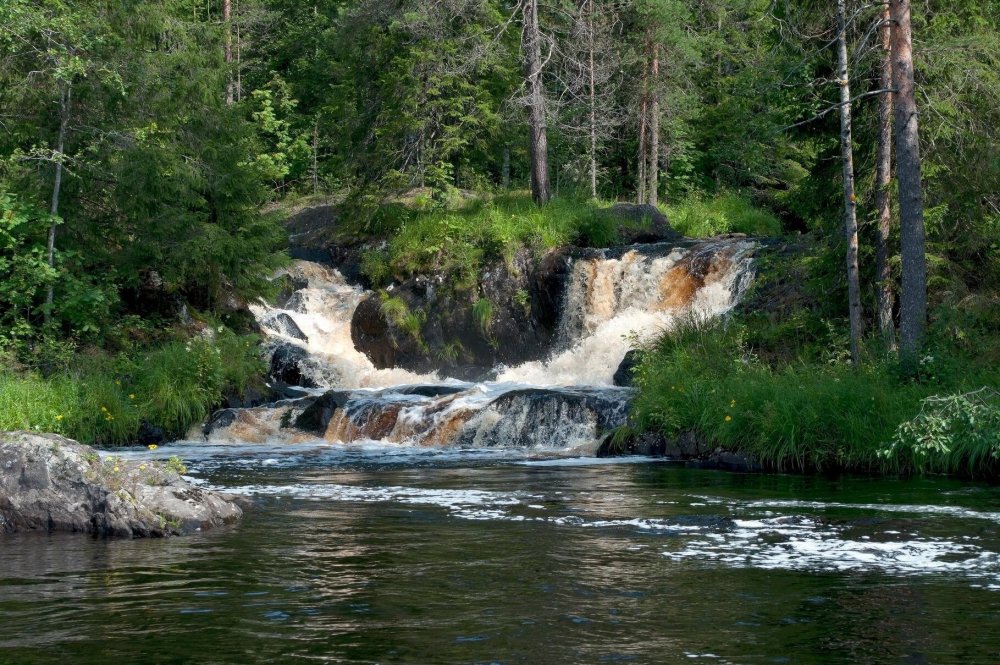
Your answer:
[664,192,782,237]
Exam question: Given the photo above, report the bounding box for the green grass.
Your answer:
[663,192,782,237]
[630,317,1000,476]
[0,328,266,446]
[358,192,617,290]
[357,190,785,292]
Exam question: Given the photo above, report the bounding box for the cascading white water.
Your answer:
[232,238,757,451]
[497,240,756,385]
[251,262,439,388]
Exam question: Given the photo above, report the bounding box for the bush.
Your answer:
[632,318,999,475]
[880,389,1000,476]
[0,328,266,445]
[664,192,782,237]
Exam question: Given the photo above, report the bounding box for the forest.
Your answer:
[1,0,999,474]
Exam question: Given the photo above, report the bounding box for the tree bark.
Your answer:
[646,42,659,207]
[587,0,597,199]
[224,0,234,105]
[311,118,319,194]
[874,5,895,349]
[636,92,647,204]
[44,84,70,325]
[837,0,863,366]
[501,144,511,188]
[522,0,550,204]
[890,0,927,364]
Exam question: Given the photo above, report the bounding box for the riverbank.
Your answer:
[624,238,1000,478]
[0,326,267,446]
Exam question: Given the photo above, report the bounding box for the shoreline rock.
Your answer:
[0,432,244,538]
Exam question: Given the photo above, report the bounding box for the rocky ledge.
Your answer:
[0,431,243,537]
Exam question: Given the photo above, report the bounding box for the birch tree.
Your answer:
[836,0,862,365]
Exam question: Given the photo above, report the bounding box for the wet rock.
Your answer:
[0,432,243,537]
[714,451,764,473]
[267,343,317,388]
[393,385,469,398]
[221,383,277,410]
[351,249,559,380]
[136,421,167,447]
[457,387,632,449]
[293,390,353,435]
[613,349,643,387]
[270,382,313,401]
[203,408,239,436]
[260,312,308,342]
[596,203,681,245]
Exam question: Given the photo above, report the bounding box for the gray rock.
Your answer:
[0,432,243,537]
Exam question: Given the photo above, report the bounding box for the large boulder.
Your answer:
[0,432,243,537]
[613,349,644,387]
[267,342,318,388]
[351,248,561,380]
[596,203,681,245]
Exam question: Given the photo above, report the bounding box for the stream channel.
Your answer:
[2,240,999,663]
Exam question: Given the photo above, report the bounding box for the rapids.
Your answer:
[237,239,756,453]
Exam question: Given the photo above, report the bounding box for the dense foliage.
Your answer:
[0,1,997,455]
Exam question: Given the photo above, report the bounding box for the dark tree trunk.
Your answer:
[636,92,647,204]
[587,1,597,199]
[890,0,927,363]
[646,43,659,207]
[837,0,863,366]
[874,5,896,349]
[522,0,550,204]
[501,144,511,188]
[224,0,234,105]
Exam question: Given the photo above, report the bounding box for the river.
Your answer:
[2,443,999,663]
[4,243,999,663]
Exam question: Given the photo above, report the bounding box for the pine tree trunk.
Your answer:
[522,0,550,204]
[311,118,319,195]
[646,43,659,207]
[874,5,896,349]
[501,145,511,188]
[890,0,927,364]
[636,93,647,204]
[224,0,234,105]
[44,84,70,325]
[837,0,863,366]
[587,0,597,199]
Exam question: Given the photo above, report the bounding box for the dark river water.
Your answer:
[2,442,999,664]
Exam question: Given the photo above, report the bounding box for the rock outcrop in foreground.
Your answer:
[0,432,243,537]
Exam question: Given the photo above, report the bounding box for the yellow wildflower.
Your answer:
[147,444,158,451]
[725,415,732,422]
[55,415,64,421]
[129,394,136,400]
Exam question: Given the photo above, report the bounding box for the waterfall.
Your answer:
[220,238,757,452]
[497,240,756,385]
[251,262,439,388]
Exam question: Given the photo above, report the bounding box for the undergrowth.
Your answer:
[663,192,782,237]
[0,327,265,446]
[631,312,1000,477]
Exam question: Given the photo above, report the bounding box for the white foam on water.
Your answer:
[252,262,437,388]
[496,241,756,386]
